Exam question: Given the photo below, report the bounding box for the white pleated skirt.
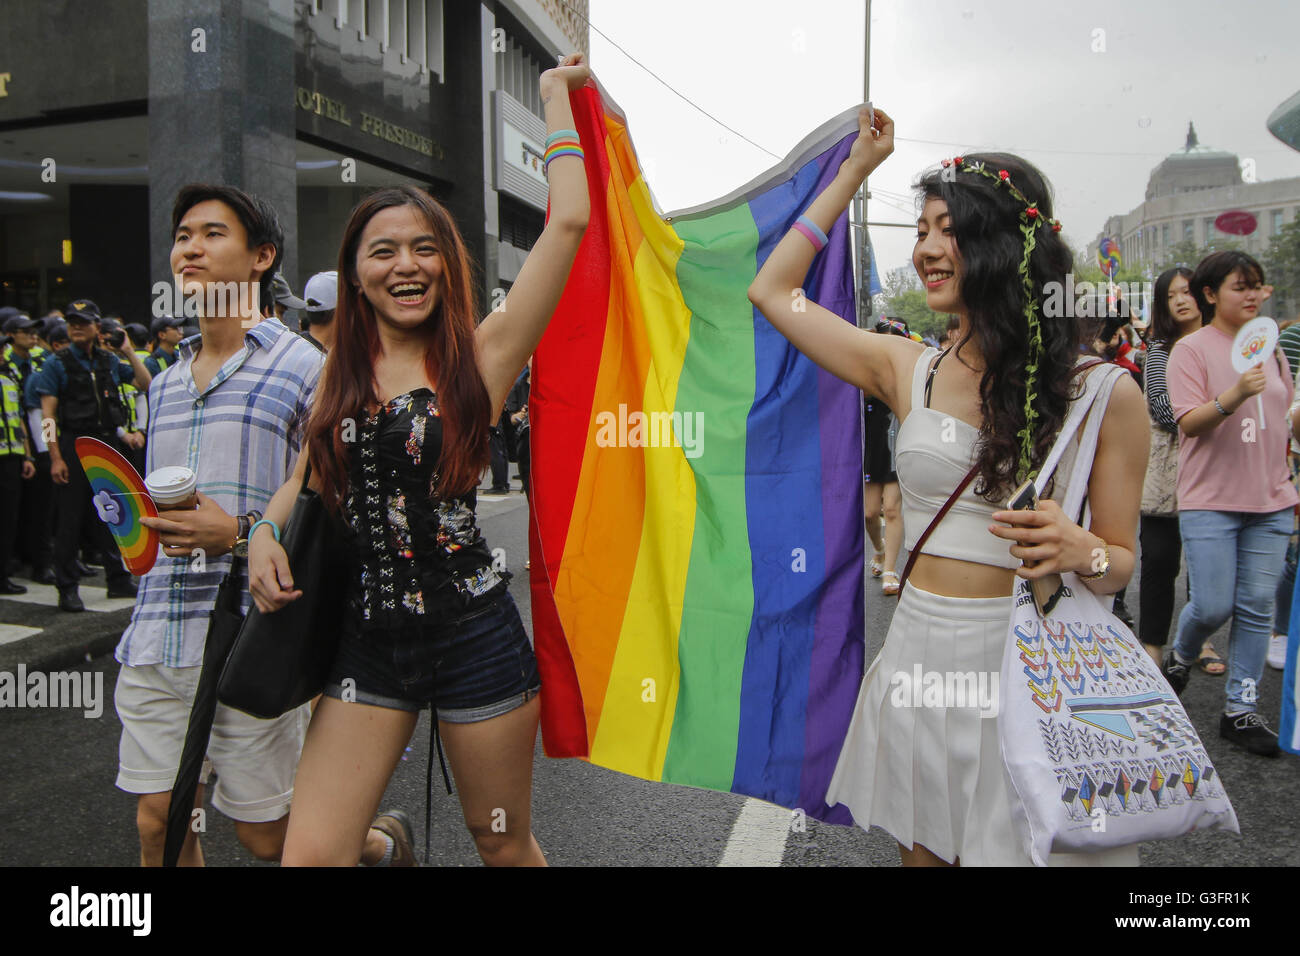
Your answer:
[826,583,1139,867]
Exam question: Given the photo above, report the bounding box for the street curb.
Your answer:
[0,610,131,674]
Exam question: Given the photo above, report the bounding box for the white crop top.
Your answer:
[896,347,1101,570]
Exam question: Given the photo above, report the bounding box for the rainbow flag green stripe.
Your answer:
[530,82,865,821]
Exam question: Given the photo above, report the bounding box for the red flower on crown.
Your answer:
[1026,206,1039,219]
[953,155,964,165]
[1051,222,1062,232]
[941,159,952,168]
[998,169,1010,181]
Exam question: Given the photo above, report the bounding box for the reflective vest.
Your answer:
[2,345,46,407]
[149,347,175,373]
[115,349,151,432]
[0,372,25,456]
[52,347,128,434]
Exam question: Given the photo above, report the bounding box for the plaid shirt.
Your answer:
[115,318,324,667]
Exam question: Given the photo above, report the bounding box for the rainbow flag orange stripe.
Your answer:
[530,83,865,821]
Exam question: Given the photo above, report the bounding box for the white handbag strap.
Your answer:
[1032,363,1125,512]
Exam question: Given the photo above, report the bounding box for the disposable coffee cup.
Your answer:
[145,466,198,511]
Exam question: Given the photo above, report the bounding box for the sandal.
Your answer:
[870,550,885,577]
[881,571,900,596]
[1197,645,1226,676]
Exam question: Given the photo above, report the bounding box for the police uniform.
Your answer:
[0,364,34,591]
[2,316,53,582]
[32,309,138,598]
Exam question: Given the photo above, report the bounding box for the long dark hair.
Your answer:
[1148,266,1195,347]
[306,187,490,512]
[915,153,1084,501]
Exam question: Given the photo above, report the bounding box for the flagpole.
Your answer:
[858,0,873,326]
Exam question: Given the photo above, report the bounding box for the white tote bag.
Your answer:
[999,364,1239,865]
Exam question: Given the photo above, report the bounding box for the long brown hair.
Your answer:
[306,187,490,512]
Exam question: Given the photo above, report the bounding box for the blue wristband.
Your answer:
[546,129,580,147]
[248,519,281,543]
[796,214,829,247]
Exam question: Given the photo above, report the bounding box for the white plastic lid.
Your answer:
[145,466,197,505]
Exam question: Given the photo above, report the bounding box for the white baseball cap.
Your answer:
[302,271,338,313]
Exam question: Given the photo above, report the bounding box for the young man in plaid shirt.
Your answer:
[113,184,326,865]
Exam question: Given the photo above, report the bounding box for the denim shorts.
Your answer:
[322,592,541,722]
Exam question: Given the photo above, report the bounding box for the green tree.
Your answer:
[880,266,947,339]
[1263,219,1300,321]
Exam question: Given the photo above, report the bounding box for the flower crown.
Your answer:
[941,155,1063,484]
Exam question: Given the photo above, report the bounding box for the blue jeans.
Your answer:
[1174,508,1292,714]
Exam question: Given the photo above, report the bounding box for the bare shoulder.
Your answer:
[1097,371,1149,451]
[871,336,928,416]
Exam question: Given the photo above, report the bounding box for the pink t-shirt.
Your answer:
[1167,324,1299,513]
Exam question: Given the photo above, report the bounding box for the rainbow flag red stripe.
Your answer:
[530,82,865,822]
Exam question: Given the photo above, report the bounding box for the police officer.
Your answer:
[33,300,152,611]
[2,310,54,583]
[101,317,148,473]
[0,332,37,594]
[145,316,183,377]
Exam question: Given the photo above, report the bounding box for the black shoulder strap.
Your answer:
[923,348,949,409]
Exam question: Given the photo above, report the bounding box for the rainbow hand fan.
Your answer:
[74,436,160,575]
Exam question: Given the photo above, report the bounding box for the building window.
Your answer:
[1204,218,1215,245]
[1274,209,1285,235]
[1183,220,1193,241]
[500,195,545,251]
[1161,224,1170,248]
[496,30,548,120]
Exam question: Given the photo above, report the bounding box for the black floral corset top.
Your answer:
[342,388,508,629]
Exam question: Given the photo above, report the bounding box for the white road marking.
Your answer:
[0,583,135,612]
[718,798,792,867]
[0,624,42,646]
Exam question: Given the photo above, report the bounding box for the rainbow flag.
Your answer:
[530,82,865,823]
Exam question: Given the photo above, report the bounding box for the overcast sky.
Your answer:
[586,0,1300,279]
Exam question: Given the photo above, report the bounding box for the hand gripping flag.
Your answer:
[530,80,866,823]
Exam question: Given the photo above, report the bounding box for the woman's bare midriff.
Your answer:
[906,553,1018,598]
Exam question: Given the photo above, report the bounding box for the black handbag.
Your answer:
[217,458,349,719]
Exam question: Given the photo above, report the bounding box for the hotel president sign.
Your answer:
[295,86,444,161]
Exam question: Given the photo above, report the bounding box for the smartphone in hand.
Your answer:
[1006,479,1065,618]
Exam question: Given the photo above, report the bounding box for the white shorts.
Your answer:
[114,662,310,823]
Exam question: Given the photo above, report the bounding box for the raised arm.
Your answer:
[476,53,592,417]
[747,106,919,414]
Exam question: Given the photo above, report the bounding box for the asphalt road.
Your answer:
[1,480,1297,866]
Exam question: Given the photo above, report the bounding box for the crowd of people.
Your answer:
[0,69,1292,869]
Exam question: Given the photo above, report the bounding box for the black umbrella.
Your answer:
[163,557,246,867]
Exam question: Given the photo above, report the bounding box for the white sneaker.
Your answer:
[1268,633,1287,671]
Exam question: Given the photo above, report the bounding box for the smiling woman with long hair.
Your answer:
[247,55,592,866]
[749,110,1150,865]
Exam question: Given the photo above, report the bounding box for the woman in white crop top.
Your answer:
[748,108,1150,866]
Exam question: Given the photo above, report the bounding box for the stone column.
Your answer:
[147,0,298,315]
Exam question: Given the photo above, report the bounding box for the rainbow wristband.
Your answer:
[544,144,584,171]
[546,129,580,147]
[792,215,828,252]
[248,518,281,543]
